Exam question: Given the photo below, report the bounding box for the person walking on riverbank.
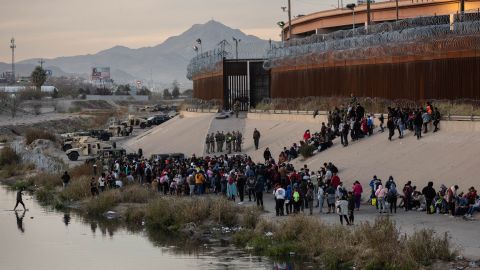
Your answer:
[62,171,70,189]
[13,188,26,211]
[253,128,261,150]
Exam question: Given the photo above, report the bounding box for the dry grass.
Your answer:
[25,129,57,145]
[0,146,20,166]
[85,189,122,216]
[145,196,238,231]
[235,216,456,270]
[61,176,91,202]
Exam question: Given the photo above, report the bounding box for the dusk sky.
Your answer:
[0,0,361,62]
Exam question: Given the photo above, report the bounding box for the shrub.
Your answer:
[0,146,20,166]
[210,197,238,226]
[30,172,62,188]
[241,206,261,229]
[85,189,121,216]
[36,187,57,205]
[25,129,57,145]
[145,198,177,230]
[299,144,316,159]
[404,230,456,266]
[69,163,94,178]
[120,185,154,203]
[61,176,91,202]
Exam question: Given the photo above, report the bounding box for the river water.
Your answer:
[0,187,304,270]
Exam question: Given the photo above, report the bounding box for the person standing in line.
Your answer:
[317,184,325,213]
[387,184,398,214]
[433,107,441,132]
[341,121,350,147]
[352,181,363,210]
[379,113,385,132]
[422,181,436,214]
[347,191,355,225]
[226,176,238,202]
[387,117,395,141]
[336,196,350,225]
[306,183,315,215]
[414,111,423,139]
[274,184,286,216]
[253,128,261,150]
[255,175,264,208]
[375,184,388,214]
[14,188,26,211]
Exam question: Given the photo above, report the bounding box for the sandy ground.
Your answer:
[123,113,215,157]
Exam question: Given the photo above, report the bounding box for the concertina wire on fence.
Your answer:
[186,12,480,79]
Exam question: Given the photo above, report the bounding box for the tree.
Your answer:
[182,89,193,98]
[163,89,172,100]
[31,66,47,91]
[137,86,151,96]
[171,80,180,99]
[115,84,131,95]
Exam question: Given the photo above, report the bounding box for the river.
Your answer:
[0,186,307,270]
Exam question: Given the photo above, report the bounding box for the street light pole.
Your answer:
[232,37,241,60]
[10,38,16,84]
[396,0,399,21]
[288,0,292,40]
[347,3,356,36]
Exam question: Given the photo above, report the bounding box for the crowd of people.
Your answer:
[368,176,479,219]
[385,102,441,141]
[76,97,479,227]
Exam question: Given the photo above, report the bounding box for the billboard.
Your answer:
[91,67,111,80]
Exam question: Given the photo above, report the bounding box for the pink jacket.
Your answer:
[375,185,387,198]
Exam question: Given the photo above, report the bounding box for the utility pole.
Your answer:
[460,0,465,14]
[38,58,45,68]
[10,38,16,84]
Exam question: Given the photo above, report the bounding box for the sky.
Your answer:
[0,0,359,62]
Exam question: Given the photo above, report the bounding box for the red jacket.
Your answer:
[331,175,340,189]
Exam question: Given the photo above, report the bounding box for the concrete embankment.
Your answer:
[124,111,480,189]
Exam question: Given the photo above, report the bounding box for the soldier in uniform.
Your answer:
[210,133,215,154]
[236,131,243,152]
[231,131,237,152]
[215,131,222,153]
[205,134,211,154]
[226,131,232,154]
[219,131,225,152]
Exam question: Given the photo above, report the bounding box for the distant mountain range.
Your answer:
[0,20,271,90]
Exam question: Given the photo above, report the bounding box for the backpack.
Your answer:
[293,191,300,202]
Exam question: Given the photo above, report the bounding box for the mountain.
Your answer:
[1,20,271,89]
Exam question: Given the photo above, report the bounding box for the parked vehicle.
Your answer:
[122,115,149,129]
[147,114,170,126]
[65,137,116,161]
